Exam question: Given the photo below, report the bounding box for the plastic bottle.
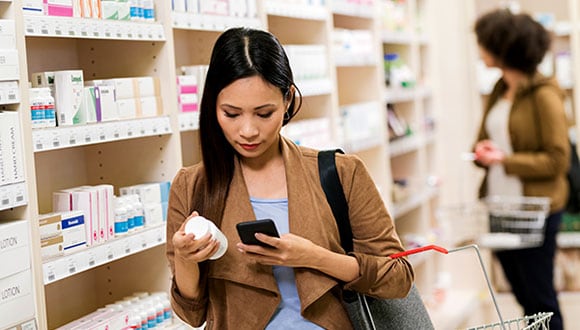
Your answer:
[42,87,56,128]
[114,197,129,236]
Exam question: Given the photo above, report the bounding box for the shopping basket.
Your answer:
[436,196,551,250]
[390,244,553,329]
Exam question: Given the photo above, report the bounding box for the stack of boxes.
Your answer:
[0,220,35,329]
[22,0,155,22]
[0,19,19,105]
[30,71,162,128]
[171,0,258,18]
[0,111,26,209]
[40,181,169,259]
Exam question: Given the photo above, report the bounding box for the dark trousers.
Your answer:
[495,211,563,330]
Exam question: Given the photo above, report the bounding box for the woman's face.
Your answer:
[216,76,287,162]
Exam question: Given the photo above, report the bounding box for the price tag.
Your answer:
[69,132,77,145]
[68,259,77,274]
[107,246,114,260]
[46,265,56,282]
[88,253,96,266]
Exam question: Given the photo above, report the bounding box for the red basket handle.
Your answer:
[390,244,449,259]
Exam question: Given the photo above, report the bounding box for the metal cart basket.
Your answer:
[436,196,551,250]
[390,244,553,329]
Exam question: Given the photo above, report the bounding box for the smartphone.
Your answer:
[236,219,280,247]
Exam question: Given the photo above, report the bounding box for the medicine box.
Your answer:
[0,269,35,330]
[0,49,19,81]
[39,210,88,256]
[53,70,84,126]
[0,220,31,279]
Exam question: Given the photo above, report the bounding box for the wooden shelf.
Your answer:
[42,223,165,284]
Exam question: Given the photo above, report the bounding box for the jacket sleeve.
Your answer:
[166,167,208,327]
[503,86,570,179]
[337,155,414,299]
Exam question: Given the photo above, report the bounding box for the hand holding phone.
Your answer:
[236,219,280,248]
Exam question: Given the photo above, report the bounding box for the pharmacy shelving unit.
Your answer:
[5,0,185,328]
[265,1,340,153]
[171,4,264,168]
[379,0,439,295]
[0,1,38,329]
[331,0,391,196]
[462,0,580,328]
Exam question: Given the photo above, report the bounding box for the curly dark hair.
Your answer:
[474,9,551,74]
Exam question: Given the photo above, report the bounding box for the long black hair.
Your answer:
[197,27,302,222]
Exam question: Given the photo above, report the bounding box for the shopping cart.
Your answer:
[391,244,553,329]
[436,196,551,250]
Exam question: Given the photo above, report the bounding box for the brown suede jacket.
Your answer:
[166,137,414,330]
[475,73,570,212]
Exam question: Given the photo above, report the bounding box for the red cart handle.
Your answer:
[390,244,449,259]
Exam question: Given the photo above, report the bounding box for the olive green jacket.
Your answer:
[475,73,570,211]
[166,137,413,330]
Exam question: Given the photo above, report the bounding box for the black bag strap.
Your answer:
[317,149,353,253]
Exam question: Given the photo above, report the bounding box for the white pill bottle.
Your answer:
[185,216,228,260]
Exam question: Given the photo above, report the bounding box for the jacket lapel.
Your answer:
[207,137,341,310]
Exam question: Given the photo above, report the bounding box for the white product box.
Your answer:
[135,76,160,97]
[116,98,137,119]
[53,189,97,245]
[173,0,186,12]
[0,20,16,50]
[120,183,161,204]
[178,93,198,113]
[139,96,161,117]
[53,70,84,126]
[92,184,114,241]
[199,0,228,16]
[0,49,19,81]
[90,0,102,19]
[107,77,135,100]
[0,270,34,330]
[60,210,88,252]
[0,220,31,279]
[0,111,25,185]
[176,75,198,94]
[143,202,163,226]
[185,0,199,13]
[95,85,118,122]
[22,0,44,15]
[40,235,64,259]
[38,213,62,240]
[80,86,98,124]
[101,0,119,20]
[229,0,247,17]
[117,0,130,20]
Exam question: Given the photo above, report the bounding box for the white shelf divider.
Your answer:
[172,12,262,31]
[32,116,172,152]
[23,15,165,41]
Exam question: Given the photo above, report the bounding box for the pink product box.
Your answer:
[178,93,198,113]
[176,75,198,94]
[45,0,74,17]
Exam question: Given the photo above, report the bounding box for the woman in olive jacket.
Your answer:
[166,27,413,330]
[473,9,569,330]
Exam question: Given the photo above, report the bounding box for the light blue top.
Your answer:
[250,197,323,330]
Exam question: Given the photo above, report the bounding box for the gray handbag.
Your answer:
[318,150,434,330]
